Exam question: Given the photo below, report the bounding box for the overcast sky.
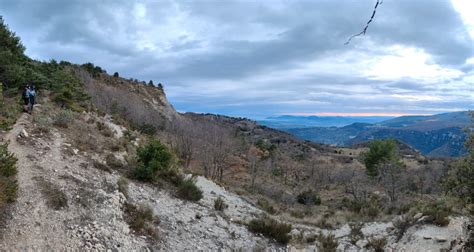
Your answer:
[1,0,473,118]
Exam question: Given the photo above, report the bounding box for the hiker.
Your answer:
[28,85,36,112]
[22,85,30,112]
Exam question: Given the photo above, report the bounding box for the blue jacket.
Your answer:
[28,89,36,97]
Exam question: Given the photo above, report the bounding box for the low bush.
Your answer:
[349,222,364,245]
[214,197,227,211]
[0,96,21,130]
[123,202,160,240]
[367,236,387,252]
[137,123,157,136]
[296,190,321,205]
[420,201,451,226]
[247,217,292,244]
[316,232,338,252]
[52,109,74,128]
[257,198,277,215]
[0,143,18,213]
[177,177,203,202]
[0,143,18,177]
[134,139,173,182]
[32,113,51,134]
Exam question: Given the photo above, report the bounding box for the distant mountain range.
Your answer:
[262,111,471,157]
[259,115,395,129]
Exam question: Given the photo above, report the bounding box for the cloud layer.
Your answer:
[1,0,473,118]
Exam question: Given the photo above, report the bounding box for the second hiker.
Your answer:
[28,85,36,112]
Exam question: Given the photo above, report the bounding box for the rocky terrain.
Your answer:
[0,99,472,251]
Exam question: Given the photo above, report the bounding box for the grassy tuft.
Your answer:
[177,177,203,202]
[123,202,160,240]
[247,217,292,244]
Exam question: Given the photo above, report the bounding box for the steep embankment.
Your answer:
[0,105,279,250]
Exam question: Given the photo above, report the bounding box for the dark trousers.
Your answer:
[29,96,35,112]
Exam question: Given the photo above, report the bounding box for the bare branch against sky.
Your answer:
[345,0,383,45]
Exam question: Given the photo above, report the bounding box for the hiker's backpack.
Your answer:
[22,89,29,99]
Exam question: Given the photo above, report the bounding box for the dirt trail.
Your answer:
[0,113,80,250]
[0,111,148,250]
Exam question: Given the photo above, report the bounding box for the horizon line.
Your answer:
[286,112,434,117]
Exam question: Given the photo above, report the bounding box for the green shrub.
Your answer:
[296,190,321,205]
[255,139,276,152]
[0,144,18,205]
[0,143,18,177]
[0,176,18,204]
[420,201,451,226]
[177,177,203,202]
[214,197,227,211]
[247,217,292,244]
[134,139,173,182]
[316,232,338,252]
[137,123,157,136]
[444,118,474,204]
[52,109,74,128]
[361,139,399,177]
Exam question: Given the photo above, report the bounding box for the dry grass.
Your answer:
[367,236,387,252]
[214,197,227,211]
[123,202,160,240]
[34,177,68,210]
[117,176,129,199]
[247,216,292,244]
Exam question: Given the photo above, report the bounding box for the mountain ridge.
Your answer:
[284,111,471,157]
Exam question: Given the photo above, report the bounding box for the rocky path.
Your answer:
[0,113,78,249]
[0,112,149,250]
[0,110,278,251]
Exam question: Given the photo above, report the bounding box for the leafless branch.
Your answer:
[345,0,383,45]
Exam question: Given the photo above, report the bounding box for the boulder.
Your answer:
[413,212,423,220]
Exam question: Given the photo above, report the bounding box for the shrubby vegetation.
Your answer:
[247,217,292,244]
[316,232,338,252]
[214,197,227,211]
[444,114,474,204]
[296,190,321,205]
[0,143,18,213]
[123,202,160,240]
[134,139,173,182]
[177,177,203,202]
[1,16,90,121]
[361,139,400,177]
